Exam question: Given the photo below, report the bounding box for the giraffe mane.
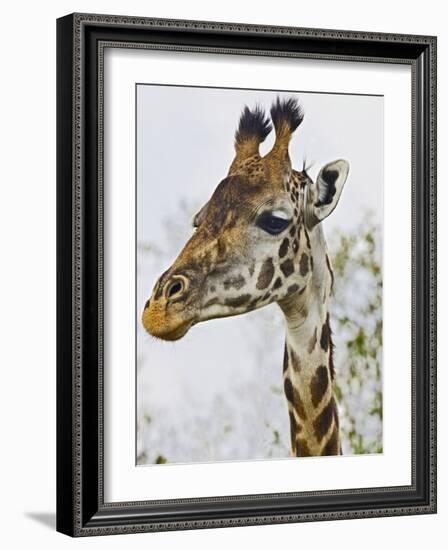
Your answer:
[329,323,336,381]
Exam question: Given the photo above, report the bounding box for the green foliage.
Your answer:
[330,215,383,454]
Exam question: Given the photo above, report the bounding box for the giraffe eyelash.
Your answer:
[271,209,290,220]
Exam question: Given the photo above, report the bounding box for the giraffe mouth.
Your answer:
[152,320,194,341]
[141,302,196,341]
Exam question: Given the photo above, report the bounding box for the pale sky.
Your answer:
[137,85,383,245]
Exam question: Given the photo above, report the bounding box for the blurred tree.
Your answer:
[329,214,383,454]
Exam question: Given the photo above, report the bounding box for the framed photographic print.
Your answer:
[56,13,437,537]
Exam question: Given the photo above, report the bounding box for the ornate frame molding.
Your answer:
[57,13,437,537]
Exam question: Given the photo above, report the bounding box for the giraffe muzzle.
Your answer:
[141,273,197,341]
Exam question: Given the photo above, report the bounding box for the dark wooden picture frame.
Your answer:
[57,13,437,537]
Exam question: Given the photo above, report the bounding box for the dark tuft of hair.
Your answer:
[302,156,314,176]
[235,105,272,145]
[270,97,304,134]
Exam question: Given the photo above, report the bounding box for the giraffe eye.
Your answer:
[256,212,291,235]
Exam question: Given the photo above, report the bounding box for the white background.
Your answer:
[0,0,444,548]
[105,50,411,500]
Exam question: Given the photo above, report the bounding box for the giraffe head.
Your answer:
[142,97,349,340]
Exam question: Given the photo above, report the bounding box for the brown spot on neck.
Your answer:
[329,331,335,380]
[284,377,307,420]
[310,366,330,408]
[320,313,331,352]
[289,412,299,449]
[283,345,289,373]
[313,397,336,443]
[323,424,340,455]
[296,437,312,457]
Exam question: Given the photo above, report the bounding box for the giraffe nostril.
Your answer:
[166,279,184,299]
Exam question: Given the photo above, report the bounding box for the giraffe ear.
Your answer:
[313,159,350,222]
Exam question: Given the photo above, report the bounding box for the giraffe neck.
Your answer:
[279,224,341,457]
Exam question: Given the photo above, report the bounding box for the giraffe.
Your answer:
[142,97,349,457]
